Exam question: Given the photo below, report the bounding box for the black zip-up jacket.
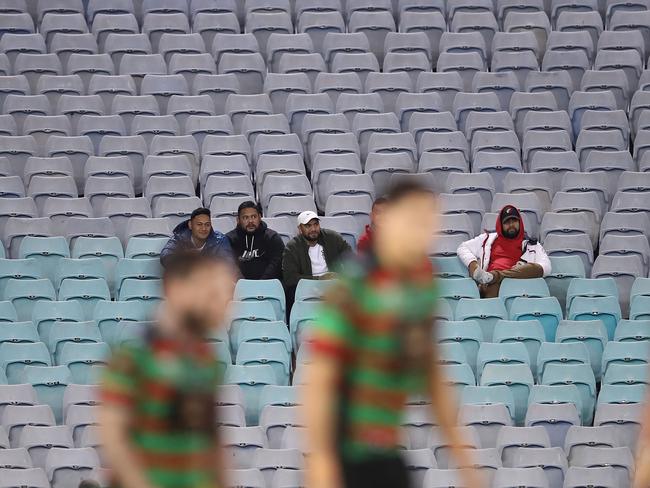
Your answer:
[226,221,285,280]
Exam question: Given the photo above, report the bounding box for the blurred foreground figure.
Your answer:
[100,252,235,488]
[634,408,650,488]
[303,181,484,488]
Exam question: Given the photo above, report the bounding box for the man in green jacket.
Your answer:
[282,211,352,292]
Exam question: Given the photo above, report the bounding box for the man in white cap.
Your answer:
[282,210,352,294]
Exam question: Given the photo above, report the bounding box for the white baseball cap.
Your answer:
[297,210,319,226]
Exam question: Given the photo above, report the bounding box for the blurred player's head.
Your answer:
[375,181,437,268]
[162,252,235,337]
[188,207,213,243]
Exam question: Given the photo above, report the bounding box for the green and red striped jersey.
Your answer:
[102,328,223,488]
[310,254,437,461]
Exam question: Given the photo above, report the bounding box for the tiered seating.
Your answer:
[0,1,648,487]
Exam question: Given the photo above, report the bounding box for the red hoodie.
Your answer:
[357,225,373,254]
[487,210,524,272]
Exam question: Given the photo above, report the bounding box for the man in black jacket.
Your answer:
[226,201,285,280]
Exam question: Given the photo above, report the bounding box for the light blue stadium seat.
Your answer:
[115,321,151,347]
[289,300,318,351]
[597,384,646,406]
[0,258,42,300]
[57,278,110,320]
[58,342,110,385]
[114,258,162,297]
[18,236,69,284]
[229,300,278,353]
[566,277,618,311]
[542,363,596,426]
[48,321,102,365]
[0,342,51,384]
[294,278,334,302]
[603,364,649,386]
[510,297,563,343]
[630,295,650,320]
[93,300,150,347]
[440,363,476,394]
[568,296,622,341]
[614,319,650,342]
[461,385,516,422]
[434,299,454,321]
[21,365,72,424]
[439,278,480,315]
[124,236,169,259]
[258,388,302,429]
[492,320,545,379]
[455,297,507,342]
[594,403,642,455]
[537,342,590,383]
[480,364,534,426]
[117,279,163,316]
[224,364,279,426]
[545,256,585,314]
[431,256,469,279]
[71,237,124,295]
[54,258,107,293]
[555,320,608,381]
[437,320,483,374]
[631,277,650,305]
[0,301,17,323]
[211,341,232,371]
[498,278,550,313]
[0,321,38,345]
[476,343,530,383]
[236,322,292,359]
[528,385,583,425]
[236,342,291,386]
[260,405,303,449]
[31,301,84,345]
[601,341,649,377]
[234,279,286,322]
[438,342,468,366]
[4,279,55,322]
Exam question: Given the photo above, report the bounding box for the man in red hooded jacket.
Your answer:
[456,205,552,298]
[357,196,388,254]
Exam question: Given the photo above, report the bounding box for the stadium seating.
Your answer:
[0,3,647,484]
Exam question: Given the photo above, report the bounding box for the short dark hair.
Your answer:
[190,207,211,220]
[237,200,262,217]
[372,196,388,208]
[385,179,435,203]
[162,251,224,282]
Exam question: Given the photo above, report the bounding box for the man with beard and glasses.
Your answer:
[457,205,551,298]
[303,181,485,488]
[226,201,285,280]
[99,252,236,488]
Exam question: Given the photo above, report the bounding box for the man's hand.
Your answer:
[320,272,338,280]
[472,267,494,285]
[306,453,344,488]
[460,466,487,488]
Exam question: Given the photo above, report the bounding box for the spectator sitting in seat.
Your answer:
[356,196,388,255]
[226,201,285,280]
[282,210,352,289]
[457,205,551,298]
[160,207,233,267]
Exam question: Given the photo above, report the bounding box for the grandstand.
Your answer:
[0,0,648,486]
